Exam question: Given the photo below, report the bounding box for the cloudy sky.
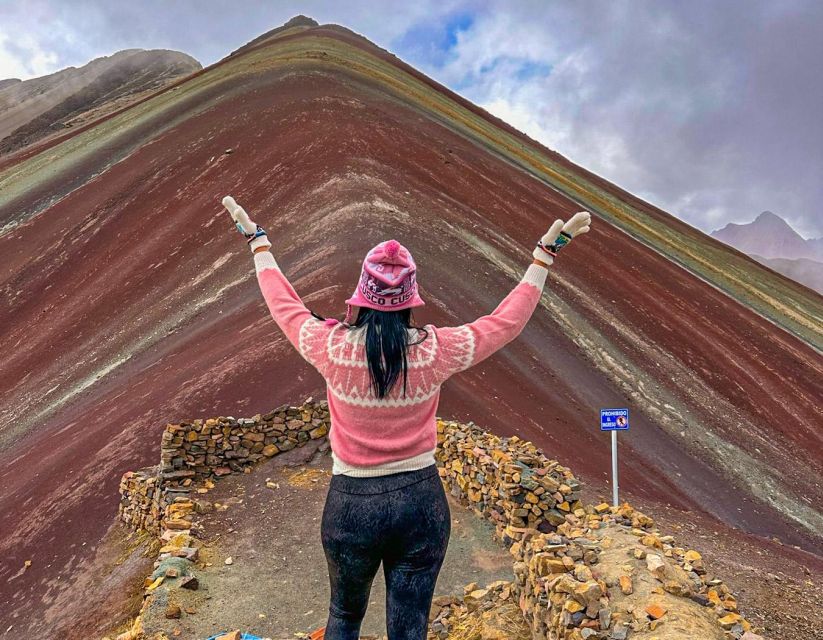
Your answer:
[1,0,821,237]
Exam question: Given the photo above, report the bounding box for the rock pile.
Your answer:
[604,504,759,639]
[435,419,581,545]
[510,517,614,640]
[429,580,530,639]
[505,502,760,639]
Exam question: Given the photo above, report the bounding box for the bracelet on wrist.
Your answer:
[537,230,573,256]
[246,224,268,243]
[535,240,557,257]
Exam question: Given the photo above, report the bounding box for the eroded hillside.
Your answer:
[0,15,820,638]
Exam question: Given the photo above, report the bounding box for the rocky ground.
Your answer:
[429,522,753,640]
[100,417,822,640]
[574,486,823,640]
[119,457,821,640]
[639,503,823,640]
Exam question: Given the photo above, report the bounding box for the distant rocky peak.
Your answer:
[711,211,820,261]
[283,15,319,28]
[752,210,794,229]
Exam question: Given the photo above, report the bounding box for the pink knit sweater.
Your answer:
[254,251,549,477]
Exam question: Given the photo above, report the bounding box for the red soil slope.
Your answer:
[0,20,820,637]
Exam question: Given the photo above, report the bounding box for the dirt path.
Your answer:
[141,438,513,639]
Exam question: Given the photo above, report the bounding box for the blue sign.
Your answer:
[601,408,629,431]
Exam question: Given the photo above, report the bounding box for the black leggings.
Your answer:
[320,464,451,640]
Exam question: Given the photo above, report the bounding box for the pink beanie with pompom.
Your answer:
[343,239,425,324]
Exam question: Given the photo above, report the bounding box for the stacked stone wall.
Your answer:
[158,401,329,486]
[118,399,329,533]
[117,469,164,532]
[118,402,759,640]
[435,418,581,543]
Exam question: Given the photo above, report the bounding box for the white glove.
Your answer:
[222,196,272,252]
[533,211,591,265]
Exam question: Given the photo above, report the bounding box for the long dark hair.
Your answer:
[310,308,429,399]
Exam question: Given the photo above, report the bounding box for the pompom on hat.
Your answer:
[343,239,425,324]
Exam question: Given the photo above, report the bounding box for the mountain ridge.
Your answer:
[752,254,823,294]
[0,47,201,155]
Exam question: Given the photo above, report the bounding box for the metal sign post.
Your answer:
[611,430,618,507]
[600,408,629,507]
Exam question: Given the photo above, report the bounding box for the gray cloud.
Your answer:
[0,0,820,236]
[423,0,823,237]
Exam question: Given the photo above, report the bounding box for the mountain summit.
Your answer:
[711,210,820,260]
[711,211,823,292]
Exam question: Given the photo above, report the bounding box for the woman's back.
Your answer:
[254,252,549,475]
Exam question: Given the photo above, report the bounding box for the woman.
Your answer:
[222,196,591,640]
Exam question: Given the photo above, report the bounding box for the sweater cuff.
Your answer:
[522,262,549,289]
[253,250,280,274]
[249,235,272,252]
